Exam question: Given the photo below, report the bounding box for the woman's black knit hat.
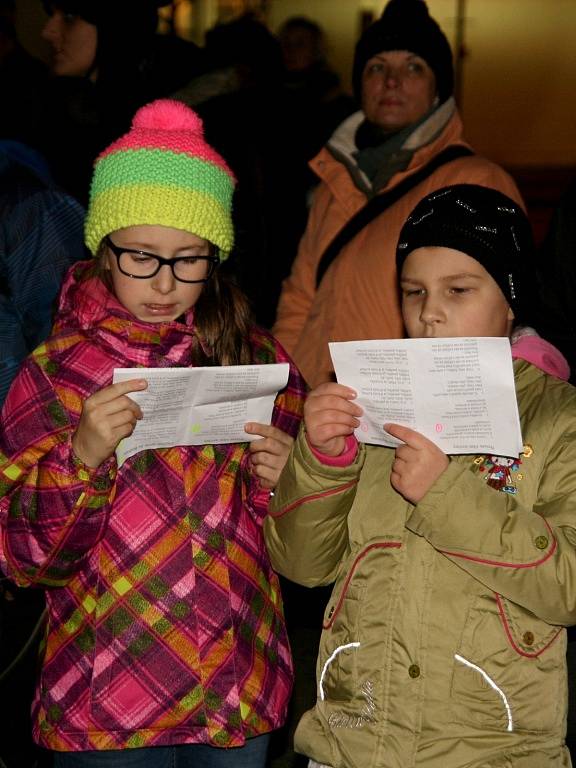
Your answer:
[396,184,537,324]
[352,0,454,104]
[41,0,169,36]
[41,0,172,87]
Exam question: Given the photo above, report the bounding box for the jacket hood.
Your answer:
[54,259,203,367]
[328,98,456,165]
[322,98,459,196]
[511,327,571,381]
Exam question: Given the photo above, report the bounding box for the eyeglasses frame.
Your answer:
[105,236,219,284]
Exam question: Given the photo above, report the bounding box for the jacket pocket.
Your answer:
[317,540,401,705]
[451,592,566,734]
[318,579,365,704]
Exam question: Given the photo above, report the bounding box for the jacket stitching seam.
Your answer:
[438,520,556,569]
[323,541,402,629]
[495,593,562,658]
[269,479,358,519]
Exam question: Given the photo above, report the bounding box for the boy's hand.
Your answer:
[72,379,147,469]
[245,423,294,489]
[386,423,449,504]
[304,383,362,457]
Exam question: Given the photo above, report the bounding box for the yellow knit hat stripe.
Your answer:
[85,184,235,259]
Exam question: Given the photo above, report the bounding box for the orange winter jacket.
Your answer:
[273,104,524,388]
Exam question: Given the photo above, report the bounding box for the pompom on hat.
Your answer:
[353,0,454,105]
[396,184,537,325]
[84,99,236,259]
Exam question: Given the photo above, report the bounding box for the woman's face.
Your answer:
[361,50,437,132]
[400,246,514,339]
[41,9,98,77]
[280,25,320,73]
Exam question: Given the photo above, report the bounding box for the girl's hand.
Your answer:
[72,379,147,468]
[304,383,362,457]
[386,423,449,504]
[245,423,294,489]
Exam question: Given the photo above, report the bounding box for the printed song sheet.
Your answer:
[329,338,522,457]
[112,364,290,465]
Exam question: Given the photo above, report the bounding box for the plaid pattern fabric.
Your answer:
[0,261,305,751]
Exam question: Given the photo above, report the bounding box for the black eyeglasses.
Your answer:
[105,236,218,284]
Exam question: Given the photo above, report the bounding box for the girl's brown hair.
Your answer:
[193,266,254,366]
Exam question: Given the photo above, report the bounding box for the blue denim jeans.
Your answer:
[53,734,271,768]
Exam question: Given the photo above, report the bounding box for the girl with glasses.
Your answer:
[0,99,305,768]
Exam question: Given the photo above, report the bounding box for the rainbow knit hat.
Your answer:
[84,99,236,259]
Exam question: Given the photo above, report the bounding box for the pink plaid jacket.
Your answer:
[0,261,305,751]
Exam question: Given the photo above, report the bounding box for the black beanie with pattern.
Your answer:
[396,184,537,325]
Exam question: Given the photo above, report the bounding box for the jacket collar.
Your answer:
[311,99,466,203]
[324,98,457,195]
[54,260,205,367]
[511,327,571,381]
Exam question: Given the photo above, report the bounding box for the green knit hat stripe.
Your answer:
[91,149,234,208]
[85,185,235,257]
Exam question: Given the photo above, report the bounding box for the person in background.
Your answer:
[0,0,49,147]
[279,16,327,76]
[0,138,85,768]
[0,99,305,766]
[37,0,204,202]
[273,0,523,388]
[0,140,85,406]
[265,184,574,768]
[174,13,311,329]
[278,15,355,174]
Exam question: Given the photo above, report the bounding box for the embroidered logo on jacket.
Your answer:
[473,444,533,495]
[327,680,377,729]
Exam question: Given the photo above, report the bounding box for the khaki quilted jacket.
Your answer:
[265,360,576,768]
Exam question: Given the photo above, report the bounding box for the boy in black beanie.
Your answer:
[266,184,574,768]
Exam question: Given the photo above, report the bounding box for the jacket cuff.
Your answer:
[307,434,359,467]
[71,450,117,487]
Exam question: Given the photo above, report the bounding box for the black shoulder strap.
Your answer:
[315,145,474,288]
